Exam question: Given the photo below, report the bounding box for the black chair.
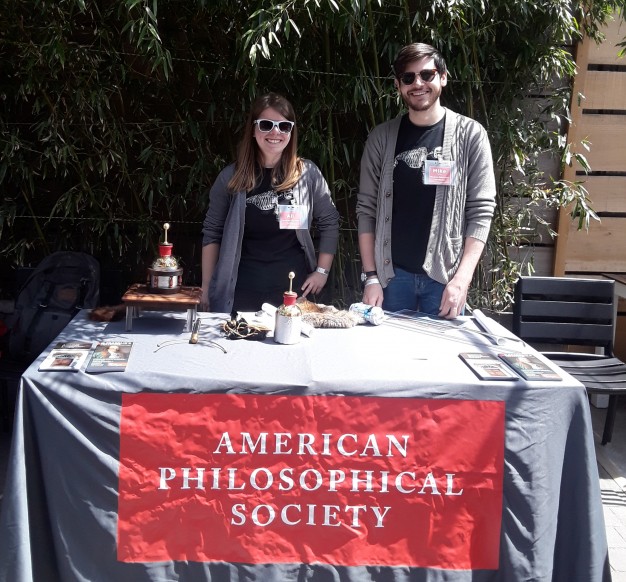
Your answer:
[512,275,626,445]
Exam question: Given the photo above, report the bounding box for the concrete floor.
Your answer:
[592,399,626,581]
[1,393,626,579]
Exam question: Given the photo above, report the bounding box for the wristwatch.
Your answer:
[360,270,377,283]
[315,266,329,275]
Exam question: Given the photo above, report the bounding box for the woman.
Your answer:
[201,92,340,313]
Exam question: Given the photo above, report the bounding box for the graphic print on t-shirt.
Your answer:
[246,190,278,212]
[394,147,428,170]
[246,189,294,220]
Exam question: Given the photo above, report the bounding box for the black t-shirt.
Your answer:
[392,114,445,274]
[235,168,307,311]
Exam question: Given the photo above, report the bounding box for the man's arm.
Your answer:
[438,236,485,319]
[356,124,389,308]
[359,232,384,307]
[438,121,495,319]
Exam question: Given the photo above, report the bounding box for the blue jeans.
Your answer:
[383,267,445,316]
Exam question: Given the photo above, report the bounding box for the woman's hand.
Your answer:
[200,287,210,312]
[301,271,328,298]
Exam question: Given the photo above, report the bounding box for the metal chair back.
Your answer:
[513,276,615,355]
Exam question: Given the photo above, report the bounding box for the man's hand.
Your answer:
[438,279,468,319]
[362,281,384,307]
[438,236,485,319]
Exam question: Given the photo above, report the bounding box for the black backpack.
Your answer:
[8,252,100,362]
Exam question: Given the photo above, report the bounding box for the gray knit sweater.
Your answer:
[202,160,340,313]
[356,108,496,287]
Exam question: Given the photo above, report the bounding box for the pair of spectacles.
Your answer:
[254,119,295,134]
[399,69,439,85]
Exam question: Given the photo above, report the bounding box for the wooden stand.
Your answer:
[121,284,201,331]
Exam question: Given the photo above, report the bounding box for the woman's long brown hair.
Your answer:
[227,92,303,193]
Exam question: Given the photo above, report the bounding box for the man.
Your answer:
[356,43,496,318]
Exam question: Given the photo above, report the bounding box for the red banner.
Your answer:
[118,393,504,569]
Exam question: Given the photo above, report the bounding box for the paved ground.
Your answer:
[593,399,626,581]
[1,391,626,579]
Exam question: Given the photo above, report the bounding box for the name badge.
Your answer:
[278,204,308,229]
[423,160,456,186]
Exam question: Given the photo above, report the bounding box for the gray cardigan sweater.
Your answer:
[202,160,340,313]
[356,108,496,287]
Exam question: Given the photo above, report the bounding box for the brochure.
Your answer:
[498,352,562,381]
[459,352,519,381]
[85,341,133,373]
[38,341,94,372]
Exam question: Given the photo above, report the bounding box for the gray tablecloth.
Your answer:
[0,310,611,581]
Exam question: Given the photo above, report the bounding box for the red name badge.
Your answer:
[423,160,455,185]
[118,393,505,569]
[278,204,308,229]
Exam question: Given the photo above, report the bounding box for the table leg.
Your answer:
[125,306,133,331]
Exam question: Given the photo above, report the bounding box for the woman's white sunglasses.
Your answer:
[254,119,295,134]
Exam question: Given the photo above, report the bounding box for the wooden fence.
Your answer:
[553,14,626,358]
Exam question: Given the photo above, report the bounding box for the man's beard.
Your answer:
[401,86,441,112]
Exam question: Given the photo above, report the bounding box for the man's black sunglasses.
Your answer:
[399,69,439,85]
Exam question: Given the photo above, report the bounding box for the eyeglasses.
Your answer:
[254,119,295,134]
[399,69,439,85]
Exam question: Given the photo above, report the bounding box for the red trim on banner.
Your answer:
[118,394,504,569]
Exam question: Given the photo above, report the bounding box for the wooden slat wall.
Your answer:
[576,114,626,168]
[507,93,562,278]
[554,13,626,359]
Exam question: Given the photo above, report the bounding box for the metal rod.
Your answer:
[153,340,227,354]
[382,310,523,346]
[190,318,201,344]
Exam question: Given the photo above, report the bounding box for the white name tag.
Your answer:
[278,204,308,229]
[423,160,456,186]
